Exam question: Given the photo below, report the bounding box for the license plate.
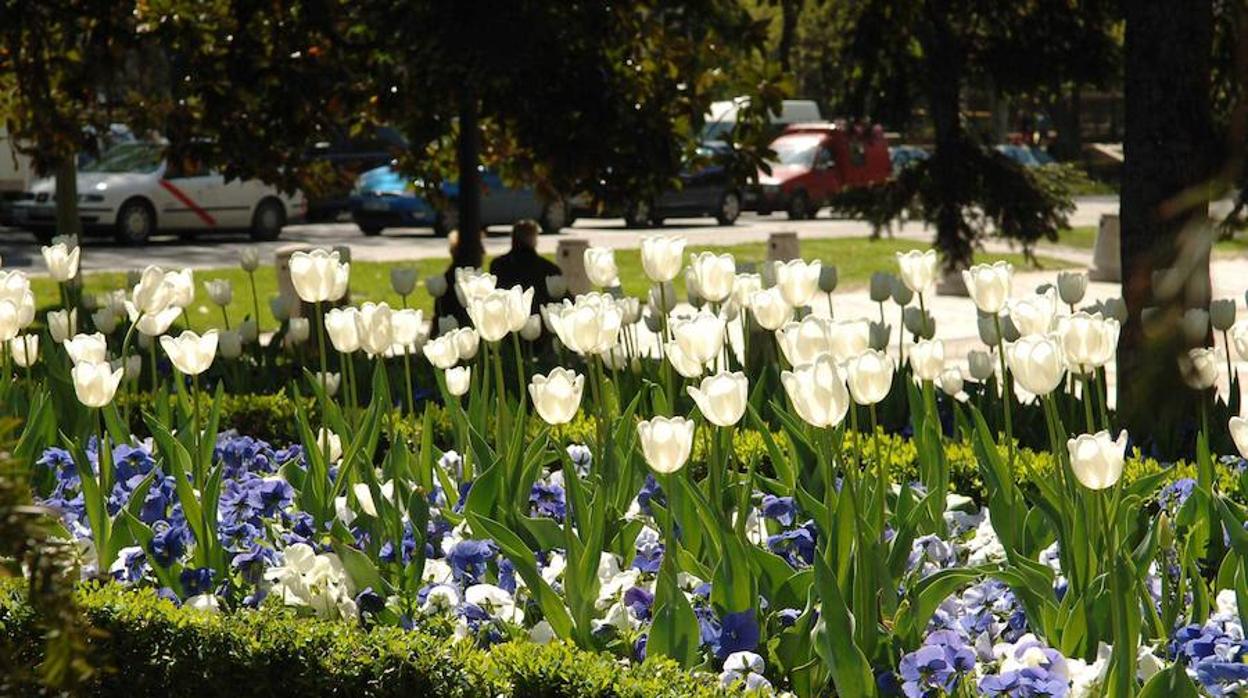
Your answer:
[363,200,390,212]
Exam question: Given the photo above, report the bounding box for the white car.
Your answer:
[10,141,305,244]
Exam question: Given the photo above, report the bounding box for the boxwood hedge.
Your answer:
[0,581,732,697]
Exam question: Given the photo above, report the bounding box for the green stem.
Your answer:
[220,306,231,331]
[248,271,262,335]
[993,314,1015,467]
[870,403,885,528]
[1080,374,1096,433]
[402,346,415,416]
[192,372,203,485]
[313,301,330,467]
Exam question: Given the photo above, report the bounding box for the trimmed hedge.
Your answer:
[0,581,732,697]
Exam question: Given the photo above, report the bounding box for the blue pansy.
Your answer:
[715,610,760,659]
[760,495,796,526]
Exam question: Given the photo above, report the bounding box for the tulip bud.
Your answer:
[869,272,893,303]
[287,317,310,344]
[1212,299,1237,332]
[240,247,261,272]
[202,280,230,309]
[217,330,242,359]
[269,294,293,323]
[92,307,119,334]
[1056,271,1087,306]
[1056,312,1119,374]
[1000,315,1021,343]
[868,321,891,351]
[686,371,748,427]
[238,319,259,344]
[1101,297,1127,323]
[121,354,142,382]
[938,367,964,398]
[10,334,38,368]
[425,275,449,298]
[1067,430,1127,490]
[389,267,418,297]
[437,315,459,335]
[529,368,586,425]
[545,275,568,298]
[968,349,998,382]
[890,275,913,306]
[643,307,662,334]
[903,306,934,339]
[445,366,471,397]
[637,416,695,474]
[818,265,839,294]
[48,308,77,344]
[315,371,341,397]
[391,308,425,350]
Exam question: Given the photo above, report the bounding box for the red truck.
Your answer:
[748,121,892,219]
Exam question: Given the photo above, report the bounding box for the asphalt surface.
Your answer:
[0,197,1123,274]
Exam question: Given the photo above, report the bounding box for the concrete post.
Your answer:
[556,238,591,296]
[767,231,800,262]
[1089,214,1121,282]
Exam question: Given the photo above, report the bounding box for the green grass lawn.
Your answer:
[29,236,1067,332]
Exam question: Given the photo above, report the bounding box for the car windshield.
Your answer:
[81,142,164,174]
[769,137,820,167]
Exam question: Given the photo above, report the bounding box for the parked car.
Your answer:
[349,166,572,237]
[995,144,1055,167]
[621,141,743,228]
[9,140,305,244]
[302,127,407,222]
[888,145,930,175]
[748,122,892,220]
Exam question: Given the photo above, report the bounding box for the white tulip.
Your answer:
[315,371,341,397]
[584,247,620,288]
[316,429,343,463]
[968,350,996,381]
[732,273,762,310]
[664,340,705,379]
[1067,431,1127,490]
[937,367,964,398]
[688,252,736,303]
[355,302,395,357]
[42,243,80,282]
[129,304,182,337]
[71,360,123,408]
[454,268,496,306]
[529,368,585,425]
[641,235,686,283]
[637,416,696,474]
[546,293,622,355]
[910,338,945,382]
[895,249,938,295]
[827,319,871,363]
[10,334,38,368]
[325,307,362,353]
[163,269,195,308]
[270,294,294,322]
[391,309,425,349]
[204,278,233,307]
[520,315,542,341]
[781,354,850,428]
[1182,348,1219,390]
[671,310,725,365]
[467,288,516,342]
[749,288,791,331]
[1056,312,1119,374]
[217,330,243,359]
[131,266,173,316]
[239,247,261,272]
[962,261,1013,315]
[452,327,480,361]
[775,259,822,308]
[422,334,460,369]
[287,317,310,344]
[445,366,471,397]
[64,333,108,365]
[289,249,350,303]
[1231,416,1248,458]
[47,308,77,343]
[0,301,18,343]
[238,319,259,344]
[1006,335,1066,396]
[687,371,748,427]
[1231,321,1248,361]
[161,330,218,375]
[616,296,642,326]
[1056,270,1087,306]
[775,316,831,366]
[1009,288,1057,336]
[845,349,895,405]
[505,286,535,333]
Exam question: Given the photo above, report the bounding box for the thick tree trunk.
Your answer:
[1119,0,1214,452]
[777,0,802,73]
[54,156,82,240]
[918,6,970,271]
[1050,86,1083,162]
[455,87,484,269]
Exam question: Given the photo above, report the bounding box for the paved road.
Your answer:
[0,197,1122,274]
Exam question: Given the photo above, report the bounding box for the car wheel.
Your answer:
[624,200,652,228]
[114,198,155,244]
[715,191,741,225]
[359,224,384,237]
[249,198,286,241]
[433,205,458,238]
[786,191,810,221]
[539,199,568,234]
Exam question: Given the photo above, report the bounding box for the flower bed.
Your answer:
[6,240,1248,696]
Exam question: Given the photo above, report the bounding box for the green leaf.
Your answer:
[332,541,389,595]
[810,554,876,697]
[468,513,574,640]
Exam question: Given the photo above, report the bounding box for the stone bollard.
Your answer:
[556,238,591,296]
[767,231,800,262]
[936,265,969,297]
[275,243,352,317]
[1089,214,1121,282]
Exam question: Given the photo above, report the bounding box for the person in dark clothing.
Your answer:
[489,219,566,313]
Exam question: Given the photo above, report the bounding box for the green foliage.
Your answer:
[0,582,732,697]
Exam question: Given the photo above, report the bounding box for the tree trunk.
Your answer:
[918,6,970,271]
[455,87,484,269]
[1050,85,1083,162]
[777,0,802,73]
[54,156,82,240]
[1119,0,1214,453]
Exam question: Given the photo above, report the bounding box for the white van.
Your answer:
[703,98,823,140]
[0,127,35,224]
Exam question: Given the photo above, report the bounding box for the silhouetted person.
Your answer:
[490,219,565,313]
